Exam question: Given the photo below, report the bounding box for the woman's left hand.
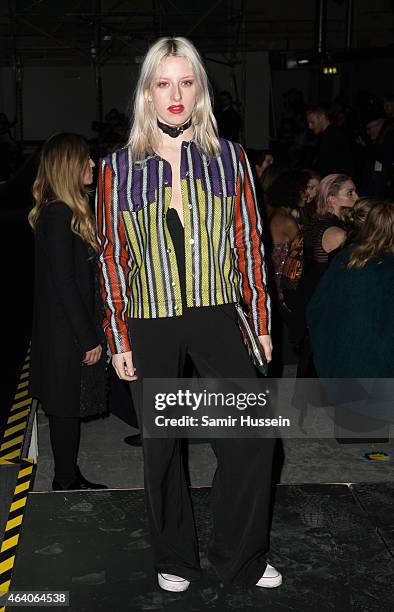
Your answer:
[82,344,102,365]
[258,335,272,363]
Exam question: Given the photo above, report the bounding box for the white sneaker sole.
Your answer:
[158,572,190,592]
[256,574,283,588]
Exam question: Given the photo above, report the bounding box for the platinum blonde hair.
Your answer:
[128,37,221,160]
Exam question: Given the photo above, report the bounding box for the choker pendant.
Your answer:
[157,117,193,138]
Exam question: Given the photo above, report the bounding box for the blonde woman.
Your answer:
[96,37,281,591]
[29,133,107,491]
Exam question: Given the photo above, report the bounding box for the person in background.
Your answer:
[303,169,321,221]
[96,36,281,593]
[266,170,310,305]
[29,133,107,491]
[254,149,274,179]
[246,148,275,218]
[306,105,354,177]
[265,170,310,372]
[308,199,394,377]
[215,90,242,142]
[294,173,358,376]
[383,91,394,120]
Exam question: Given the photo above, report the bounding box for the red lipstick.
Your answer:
[168,105,184,114]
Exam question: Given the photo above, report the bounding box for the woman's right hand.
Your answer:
[112,351,138,381]
[83,344,102,365]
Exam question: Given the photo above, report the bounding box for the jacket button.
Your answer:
[171,281,176,287]
[174,304,178,310]
[190,238,195,245]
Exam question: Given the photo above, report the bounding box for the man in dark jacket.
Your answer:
[306,106,354,177]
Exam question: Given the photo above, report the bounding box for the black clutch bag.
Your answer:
[235,303,268,376]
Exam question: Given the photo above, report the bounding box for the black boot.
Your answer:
[124,433,142,447]
[52,467,108,491]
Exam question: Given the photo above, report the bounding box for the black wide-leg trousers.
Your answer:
[128,304,276,586]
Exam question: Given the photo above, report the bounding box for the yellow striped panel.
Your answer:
[11,398,32,412]
[0,579,10,592]
[149,202,166,317]
[10,497,27,513]
[0,459,12,465]
[20,372,29,380]
[1,450,21,461]
[212,194,224,302]
[222,222,233,301]
[136,213,150,316]
[5,515,22,532]
[14,481,30,496]
[14,390,28,400]
[195,181,210,305]
[22,362,29,371]
[122,211,150,317]
[0,556,15,574]
[0,436,23,451]
[17,381,29,390]
[7,410,29,425]
[1,534,19,553]
[18,466,33,479]
[3,422,27,437]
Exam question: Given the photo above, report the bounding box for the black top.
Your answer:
[303,214,344,298]
[166,208,187,308]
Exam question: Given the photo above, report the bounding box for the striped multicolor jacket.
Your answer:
[96,138,271,354]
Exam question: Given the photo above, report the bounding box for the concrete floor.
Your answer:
[32,408,394,492]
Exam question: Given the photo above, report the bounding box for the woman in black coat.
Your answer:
[29,133,107,490]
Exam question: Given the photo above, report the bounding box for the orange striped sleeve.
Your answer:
[96,159,132,354]
[233,146,271,336]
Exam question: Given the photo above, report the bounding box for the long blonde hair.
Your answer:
[29,133,98,250]
[347,200,394,269]
[128,37,221,160]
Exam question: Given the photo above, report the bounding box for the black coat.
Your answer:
[315,124,354,177]
[30,201,99,416]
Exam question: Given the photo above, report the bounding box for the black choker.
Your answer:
[157,117,192,138]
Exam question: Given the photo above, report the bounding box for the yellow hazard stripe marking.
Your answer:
[20,372,29,380]
[0,556,15,574]
[0,580,11,591]
[17,381,29,390]
[10,497,27,513]
[14,390,28,400]
[7,410,29,425]
[18,466,33,479]
[1,534,19,553]
[14,481,30,496]
[3,422,27,438]
[11,398,32,411]
[5,515,22,532]
[0,450,21,461]
[0,436,24,451]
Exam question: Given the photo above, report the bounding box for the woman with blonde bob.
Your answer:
[308,199,394,377]
[29,132,107,491]
[96,37,281,591]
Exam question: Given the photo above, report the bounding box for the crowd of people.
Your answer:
[246,90,394,379]
[1,34,392,594]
